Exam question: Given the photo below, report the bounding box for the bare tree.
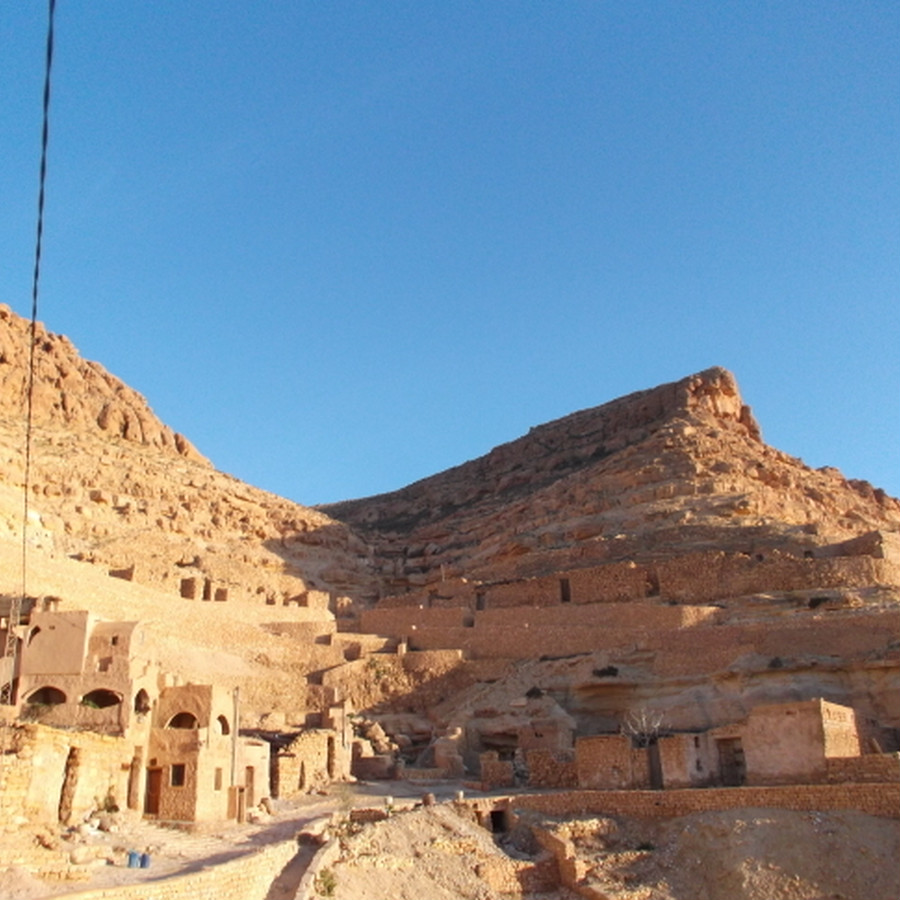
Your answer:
[621,707,665,747]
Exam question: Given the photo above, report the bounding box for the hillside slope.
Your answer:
[324,367,900,591]
[0,305,377,607]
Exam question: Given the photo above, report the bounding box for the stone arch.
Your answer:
[26,685,66,705]
[166,711,199,729]
[81,689,122,709]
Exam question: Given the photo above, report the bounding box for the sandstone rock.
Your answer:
[324,367,900,593]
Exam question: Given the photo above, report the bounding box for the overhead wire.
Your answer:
[1,0,57,707]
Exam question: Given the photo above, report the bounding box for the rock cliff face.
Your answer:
[0,305,203,461]
[0,305,377,608]
[324,367,900,594]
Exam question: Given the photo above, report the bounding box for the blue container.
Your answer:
[140,853,151,869]
[127,851,140,869]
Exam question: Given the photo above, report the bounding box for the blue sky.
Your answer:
[2,2,898,504]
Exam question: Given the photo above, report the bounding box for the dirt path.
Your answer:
[0,781,437,900]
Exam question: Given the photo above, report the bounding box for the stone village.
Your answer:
[0,307,897,896]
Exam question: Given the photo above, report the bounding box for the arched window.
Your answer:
[26,685,66,705]
[166,711,199,729]
[134,689,151,715]
[27,626,41,646]
[81,689,122,709]
[215,715,230,735]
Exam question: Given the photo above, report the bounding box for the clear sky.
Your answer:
[2,2,898,505]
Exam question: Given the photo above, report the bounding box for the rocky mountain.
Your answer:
[2,305,897,729]
[324,367,900,593]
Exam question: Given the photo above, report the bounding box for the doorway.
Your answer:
[144,768,162,815]
[716,738,746,786]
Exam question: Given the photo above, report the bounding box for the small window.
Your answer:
[214,768,223,791]
[216,715,230,735]
[111,635,119,646]
[171,764,186,787]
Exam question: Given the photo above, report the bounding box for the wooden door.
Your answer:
[144,768,162,815]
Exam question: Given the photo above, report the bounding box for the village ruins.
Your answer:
[0,304,897,897]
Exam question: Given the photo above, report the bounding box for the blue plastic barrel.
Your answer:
[140,853,151,869]
[127,851,140,868]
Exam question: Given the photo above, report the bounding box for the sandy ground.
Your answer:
[549,807,900,900]
[325,803,900,900]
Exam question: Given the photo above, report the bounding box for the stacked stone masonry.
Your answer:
[34,839,299,900]
[500,783,900,820]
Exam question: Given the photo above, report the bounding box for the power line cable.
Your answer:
[1,0,57,707]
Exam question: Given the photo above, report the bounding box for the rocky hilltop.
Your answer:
[0,305,203,462]
[325,367,900,594]
[0,304,376,611]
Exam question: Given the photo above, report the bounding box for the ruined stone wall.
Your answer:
[486,578,562,608]
[399,648,465,673]
[567,563,653,604]
[655,552,899,603]
[473,851,560,896]
[526,749,578,788]
[360,606,468,634]
[361,550,898,666]
[474,602,719,630]
[0,723,132,826]
[575,735,650,790]
[399,609,898,670]
[821,699,862,757]
[260,620,336,641]
[274,730,342,798]
[479,751,514,789]
[370,550,899,621]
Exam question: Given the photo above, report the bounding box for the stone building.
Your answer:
[270,701,353,800]
[563,699,897,792]
[146,683,269,822]
[4,607,270,824]
[16,610,159,740]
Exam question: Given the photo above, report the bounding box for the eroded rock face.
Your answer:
[0,305,378,608]
[0,305,203,461]
[324,367,900,593]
